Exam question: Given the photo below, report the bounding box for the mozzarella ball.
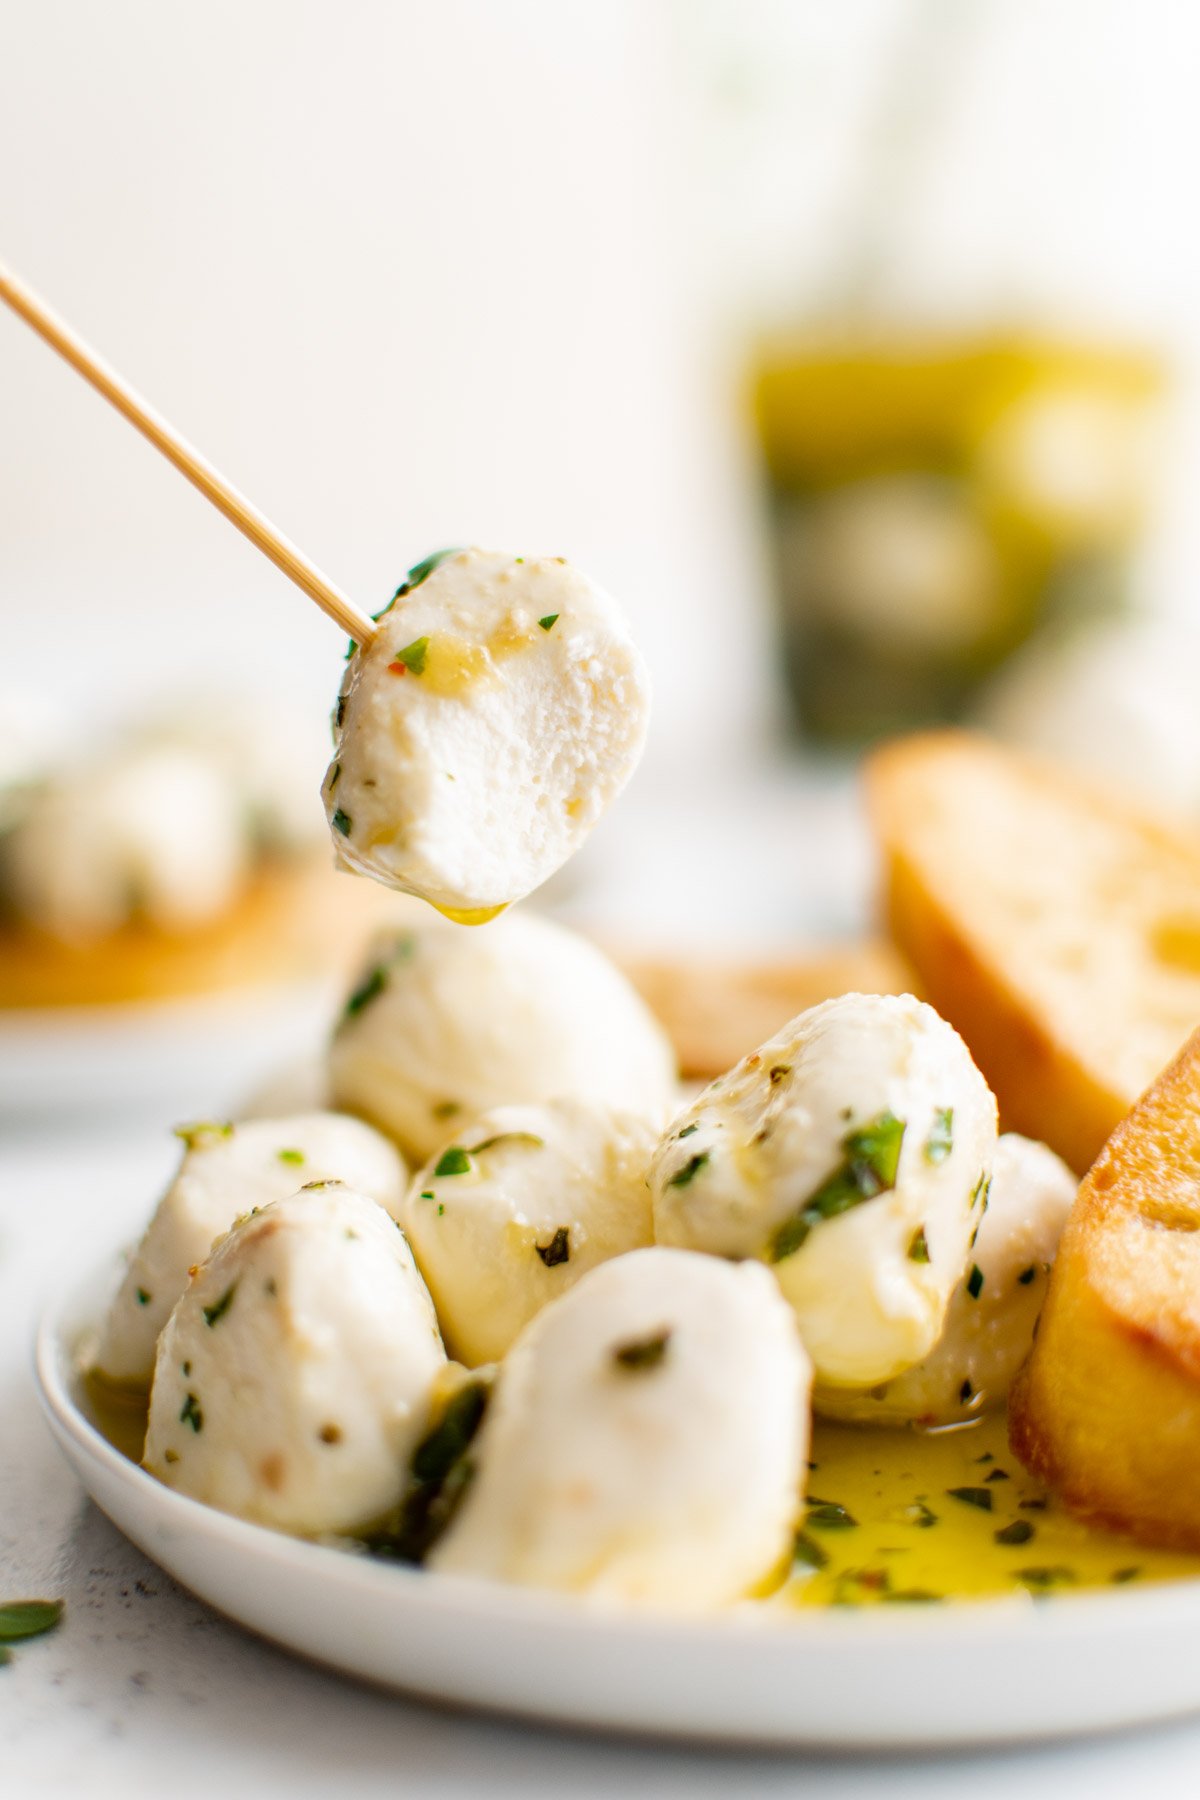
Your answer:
[429,1247,810,1609]
[650,993,998,1388]
[144,1186,444,1535]
[328,910,678,1162]
[817,1133,1076,1426]
[323,548,651,916]
[94,1112,406,1389]
[4,743,249,941]
[403,1099,657,1366]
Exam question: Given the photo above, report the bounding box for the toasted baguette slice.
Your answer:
[1009,1025,1200,1547]
[866,730,1200,1174]
[613,941,916,1080]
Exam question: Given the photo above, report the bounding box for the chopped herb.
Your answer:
[769,1112,905,1263]
[202,1284,237,1328]
[174,1120,234,1152]
[535,1227,571,1267]
[768,1063,792,1085]
[277,1148,305,1166]
[971,1171,992,1211]
[344,638,357,660]
[947,1486,992,1511]
[612,1329,671,1371]
[792,1531,829,1570]
[327,760,340,791]
[900,1500,938,1529]
[959,1378,974,1403]
[537,613,559,632]
[995,1520,1035,1546]
[908,1227,930,1263]
[391,548,459,601]
[668,1151,709,1188]
[332,807,352,837]
[391,637,430,676]
[300,1178,340,1191]
[678,1123,699,1139]
[0,1600,63,1643]
[1020,1498,1049,1512]
[985,1468,1010,1483]
[966,1263,985,1299]
[179,1393,203,1434]
[342,964,387,1019]
[135,1287,151,1306]
[370,1377,489,1565]
[974,1452,994,1464]
[471,1131,545,1154]
[807,1500,858,1531]
[334,695,347,731]
[1112,1567,1142,1584]
[431,1100,460,1120]
[925,1107,954,1163]
[1016,1566,1076,1591]
[1017,1265,1037,1286]
[437,1204,444,1216]
[419,1190,435,1201]
[881,1589,943,1605]
[433,1146,472,1177]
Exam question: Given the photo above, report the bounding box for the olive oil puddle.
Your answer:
[82,1377,1200,1607]
[779,1412,1200,1608]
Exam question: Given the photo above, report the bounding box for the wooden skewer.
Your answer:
[0,257,376,646]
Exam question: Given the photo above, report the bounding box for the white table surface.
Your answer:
[5,771,1200,1799]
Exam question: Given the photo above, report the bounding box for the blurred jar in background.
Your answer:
[754,331,1162,743]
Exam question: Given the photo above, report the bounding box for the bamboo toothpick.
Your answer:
[0,257,376,646]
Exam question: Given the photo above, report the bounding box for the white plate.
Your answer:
[35,1259,1200,1750]
[0,982,333,1118]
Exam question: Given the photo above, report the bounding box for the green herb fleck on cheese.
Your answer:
[434,1147,472,1177]
[179,1393,204,1434]
[612,1329,671,1372]
[332,807,353,837]
[668,1151,709,1189]
[538,613,559,632]
[535,1227,570,1267]
[769,1112,905,1263]
[908,1227,930,1263]
[925,1107,954,1163]
[202,1284,237,1328]
[967,1263,985,1299]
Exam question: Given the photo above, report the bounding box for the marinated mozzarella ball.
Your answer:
[94,1112,406,1389]
[817,1133,1076,1426]
[323,548,651,917]
[329,910,678,1162]
[144,1186,444,1535]
[403,1099,657,1366]
[650,994,998,1388]
[429,1247,810,1609]
[3,743,249,941]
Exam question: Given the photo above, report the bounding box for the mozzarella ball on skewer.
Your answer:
[429,1247,810,1610]
[143,1186,444,1536]
[324,548,651,918]
[94,1112,406,1389]
[817,1133,1076,1426]
[650,993,998,1388]
[329,910,678,1163]
[403,1099,657,1366]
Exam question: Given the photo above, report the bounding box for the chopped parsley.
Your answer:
[612,1329,671,1372]
[1016,1566,1076,1591]
[391,637,430,676]
[535,1227,571,1267]
[327,760,340,791]
[1017,1265,1038,1286]
[0,1600,63,1651]
[277,1148,305,1166]
[332,807,353,837]
[946,1486,992,1511]
[768,1063,792,1085]
[768,1112,905,1263]
[433,1146,472,1177]
[994,1520,1035,1546]
[179,1393,204,1434]
[792,1531,829,1570]
[202,1284,238,1328]
[135,1287,152,1306]
[806,1499,858,1530]
[431,1100,461,1120]
[1112,1567,1142,1584]
[966,1263,985,1299]
[341,935,415,1023]
[908,1227,930,1263]
[971,1170,992,1211]
[537,613,559,632]
[419,1190,435,1201]
[925,1107,954,1163]
[668,1151,709,1189]
[392,548,459,600]
[369,1378,488,1565]
[678,1123,699,1139]
[334,695,347,731]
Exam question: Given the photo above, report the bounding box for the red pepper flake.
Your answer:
[388,660,407,676]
